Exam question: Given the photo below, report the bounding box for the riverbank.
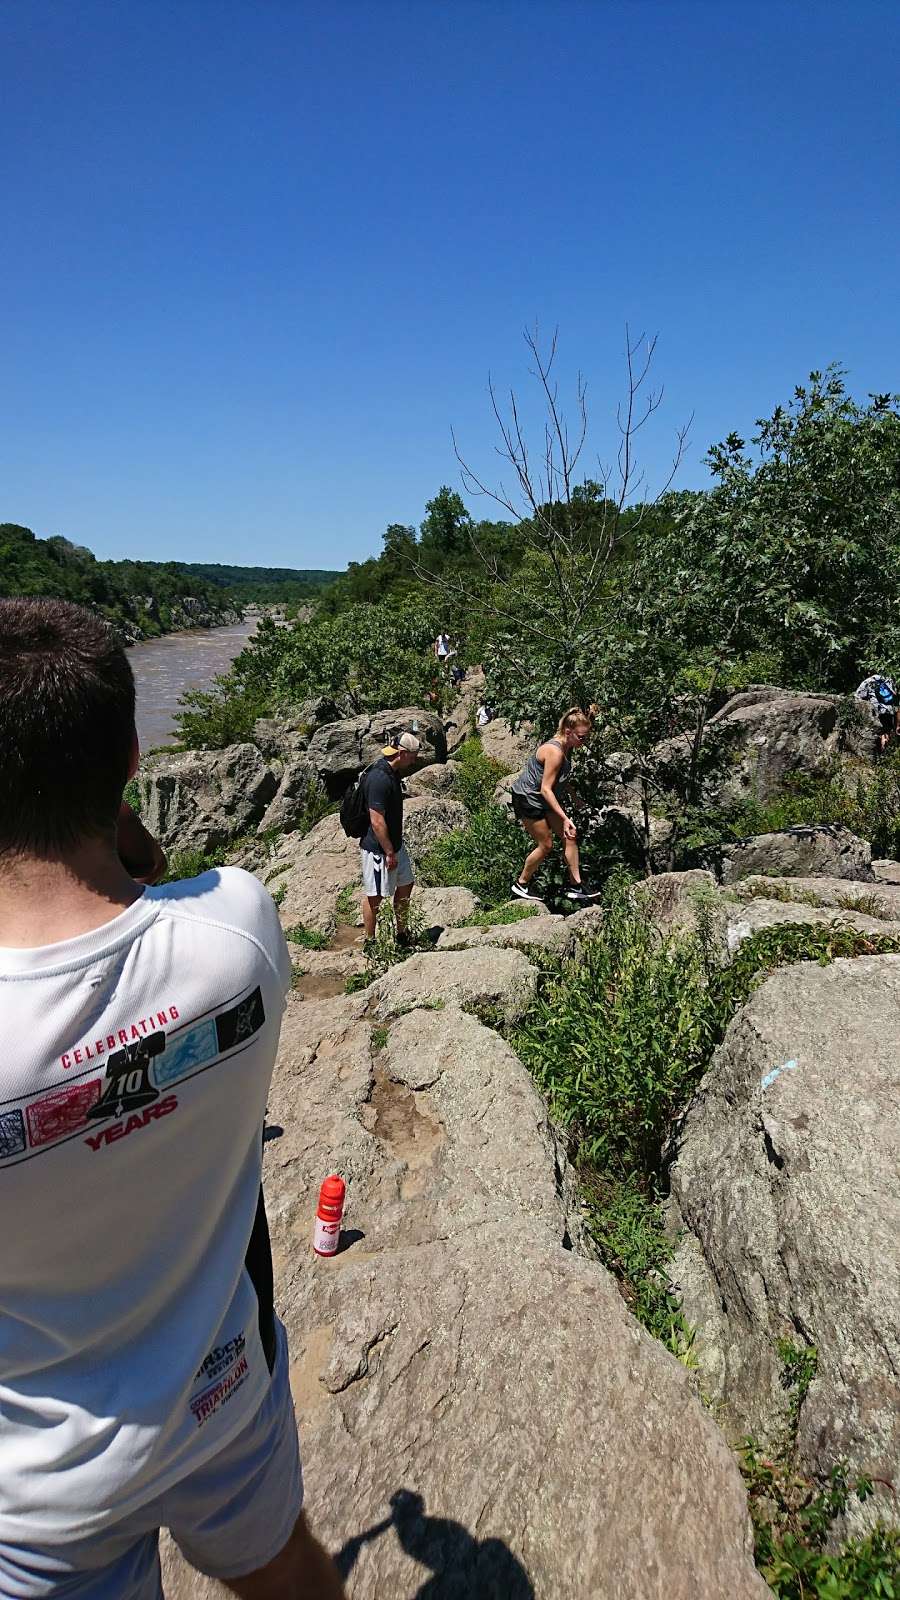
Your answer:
[131,617,259,748]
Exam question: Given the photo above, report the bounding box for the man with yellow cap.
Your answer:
[359,732,421,944]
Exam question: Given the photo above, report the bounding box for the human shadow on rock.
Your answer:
[335,1488,534,1598]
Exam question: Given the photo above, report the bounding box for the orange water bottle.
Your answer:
[312,1174,346,1256]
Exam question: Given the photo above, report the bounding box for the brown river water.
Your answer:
[130,618,258,750]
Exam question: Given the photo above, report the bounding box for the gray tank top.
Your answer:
[510,738,572,802]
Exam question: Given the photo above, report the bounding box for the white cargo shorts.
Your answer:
[360,842,415,898]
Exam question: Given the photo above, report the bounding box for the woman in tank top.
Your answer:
[509,706,601,905]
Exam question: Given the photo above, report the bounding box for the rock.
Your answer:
[404,763,459,798]
[443,667,485,755]
[138,744,277,855]
[437,913,580,956]
[369,947,539,1027]
[161,990,766,1599]
[653,691,877,810]
[306,708,447,798]
[256,757,326,837]
[873,858,900,885]
[401,795,468,857]
[722,897,900,956]
[669,956,900,1534]
[715,825,873,884]
[477,717,533,773]
[267,814,361,936]
[251,697,340,759]
[728,874,900,920]
[636,870,722,938]
[410,886,479,928]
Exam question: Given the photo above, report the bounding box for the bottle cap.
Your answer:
[317,1174,346,1218]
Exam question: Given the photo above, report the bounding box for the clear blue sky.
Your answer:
[2,1,898,569]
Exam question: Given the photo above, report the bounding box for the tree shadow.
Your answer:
[335,1487,534,1598]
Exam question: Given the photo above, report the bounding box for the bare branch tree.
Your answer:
[414,323,690,653]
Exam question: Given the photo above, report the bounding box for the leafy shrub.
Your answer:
[512,877,900,1357]
[453,738,508,811]
[160,846,228,883]
[675,751,900,866]
[418,803,527,906]
[175,680,269,751]
[515,876,722,1178]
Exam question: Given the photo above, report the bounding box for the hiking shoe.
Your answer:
[565,880,603,903]
[511,879,545,901]
[363,936,377,958]
[395,928,412,949]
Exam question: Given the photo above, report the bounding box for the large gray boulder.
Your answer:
[715,824,873,884]
[160,990,767,1599]
[401,795,468,857]
[443,666,485,755]
[477,717,533,773]
[653,691,877,810]
[669,956,900,1534]
[256,756,326,837]
[138,744,277,855]
[721,896,900,956]
[251,696,341,760]
[306,708,447,798]
[369,946,540,1027]
[404,762,460,798]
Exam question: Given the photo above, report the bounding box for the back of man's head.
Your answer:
[0,599,136,858]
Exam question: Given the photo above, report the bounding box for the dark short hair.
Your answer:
[0,599,136,855]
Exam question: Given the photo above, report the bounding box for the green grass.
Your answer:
[460,902,541,928]
[512,874,900,1354]
[283,923,329,950]
[419,802,527,906]
[335,884,357,923]
[740,1344,900,1598]
[453,737,509,811]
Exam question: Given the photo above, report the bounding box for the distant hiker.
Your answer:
[433,630,455,666]
[855,671,898,751]
[359,732,421,942]
[476,703,492,727]
[510,707,602,904]
[0,599,345,1600]
[450,661,465,688]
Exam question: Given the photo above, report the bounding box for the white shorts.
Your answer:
[0,1320,302,1600]
[360,842,415,898]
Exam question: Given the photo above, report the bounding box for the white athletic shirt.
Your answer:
[0,868,291,1544]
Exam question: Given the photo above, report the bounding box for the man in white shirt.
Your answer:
[0,600,344,1600]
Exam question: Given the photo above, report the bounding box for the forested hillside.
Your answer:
[0,524,338,640]
[177,563,338,605]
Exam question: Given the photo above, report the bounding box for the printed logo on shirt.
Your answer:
[190,1329,250,1427]
[0,986,267,1168]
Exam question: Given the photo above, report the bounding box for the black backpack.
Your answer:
[339,764,373,839]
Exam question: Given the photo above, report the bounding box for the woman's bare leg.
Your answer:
[518,818,553,884]
[547,812,581,882]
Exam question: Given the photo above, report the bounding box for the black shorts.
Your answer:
[878,708,896,734]
[511,791,549,823]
